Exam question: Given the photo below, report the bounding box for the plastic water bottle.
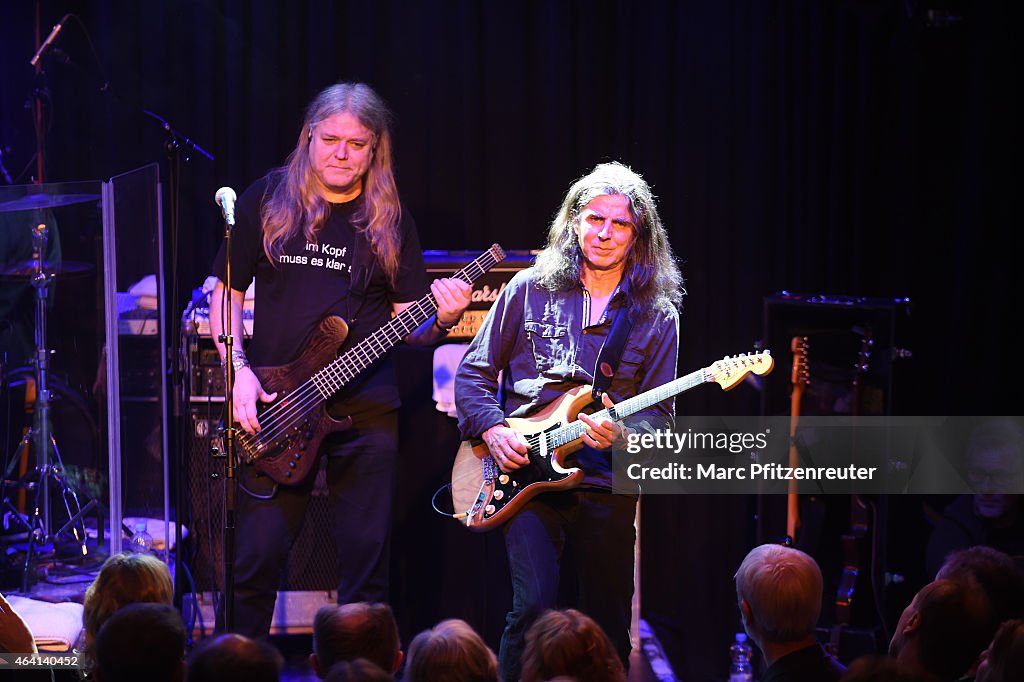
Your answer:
[729,632,754,682]
[129,521,154,554]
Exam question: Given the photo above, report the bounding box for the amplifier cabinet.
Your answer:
[181,399,338,593]
[761,293,912,418]
[424,249,535,341]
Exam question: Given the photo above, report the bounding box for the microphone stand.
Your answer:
[32,6,48,183]
[145,110,215,619]
[217,216,238,632]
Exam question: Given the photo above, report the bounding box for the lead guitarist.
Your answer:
[209,82,470,638]
[454,161,684,680]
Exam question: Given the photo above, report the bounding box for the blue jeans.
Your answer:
[498,489,637,681]
[221,411,398,638]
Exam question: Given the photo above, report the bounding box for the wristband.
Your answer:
[434,315,455,334]
[222,349,250,371]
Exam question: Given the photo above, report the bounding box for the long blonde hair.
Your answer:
[262,82,402,284]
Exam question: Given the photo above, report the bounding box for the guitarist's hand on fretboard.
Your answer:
[432,277,472,327]
[233,367,278,434]
[578,393,624,450]
[482,423,530,472]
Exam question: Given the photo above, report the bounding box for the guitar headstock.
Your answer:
[709,351,774,391]
[488,243,507,262]
[791,336,810,391]
[854,327,874,379]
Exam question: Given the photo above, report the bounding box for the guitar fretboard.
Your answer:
[310,245,506,397]
[544,367,710,450]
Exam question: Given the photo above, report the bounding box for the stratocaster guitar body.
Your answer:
[452,351,775,531]
[451,385,595,529]
[241,316,355,484]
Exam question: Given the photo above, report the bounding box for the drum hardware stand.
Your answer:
[0,223,91,591]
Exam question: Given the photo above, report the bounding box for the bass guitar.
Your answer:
[238,244,507,485]
[451,350,774,531]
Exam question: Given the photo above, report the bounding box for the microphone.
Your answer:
[30,15,71,67]
[215,187,237,226]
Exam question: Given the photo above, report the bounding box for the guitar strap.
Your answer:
[345,231,374,330]
[591,306,634,401]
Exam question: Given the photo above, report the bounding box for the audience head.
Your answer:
[889,578,998,681]
[937,544,1024,622]
[323,658,395,682]
[95,603,185,682]
[734,544,823,647]
[186,632,284,682]
[976,619,1024,682]
[82,552,174,675]
[403,618,498,682]
[964,418,1024,521]
[520,608,625,682]
[312,602,402,676]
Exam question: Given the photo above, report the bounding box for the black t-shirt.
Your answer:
[211,174,429,418]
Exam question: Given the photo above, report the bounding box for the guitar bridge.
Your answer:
[482,455,500,481]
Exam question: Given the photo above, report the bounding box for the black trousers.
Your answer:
[222,410,398,638]
[498,489,638,682]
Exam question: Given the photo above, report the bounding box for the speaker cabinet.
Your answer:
[182,401,337,593]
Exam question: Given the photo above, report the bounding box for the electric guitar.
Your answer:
[451,350,774,531]
[237,244,507,485]
[786,336,809,542]
[830,329,874,655]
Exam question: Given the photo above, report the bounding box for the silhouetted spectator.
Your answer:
[734,544,846,682]
[310,602,402,677]
[186,632,283,682]
[95,603,185,682]
[889,579,998,681]
[936,545,1024,622]
[403,618,499,682]
[976,619,1024,682]
[323,657,395,682]
[520,609,624,682]
[0,592,36,653]
[926,419,1024,577]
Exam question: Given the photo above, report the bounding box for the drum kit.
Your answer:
[1,190,99,588]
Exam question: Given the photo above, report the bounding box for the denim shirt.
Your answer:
[455,268,680,488]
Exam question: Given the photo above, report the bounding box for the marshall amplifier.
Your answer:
[424,249,535,341]
[183,333,251,399]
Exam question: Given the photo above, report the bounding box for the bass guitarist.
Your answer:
[210,82,470,638]
[454,161,684,681]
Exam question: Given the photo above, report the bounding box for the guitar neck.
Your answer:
[313,246,504,396]
[547,367,709,449]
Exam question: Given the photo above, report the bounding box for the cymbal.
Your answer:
[0,260,95,279]
[0,193,100,213]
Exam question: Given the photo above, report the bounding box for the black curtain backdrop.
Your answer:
[1,1,1019,679]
